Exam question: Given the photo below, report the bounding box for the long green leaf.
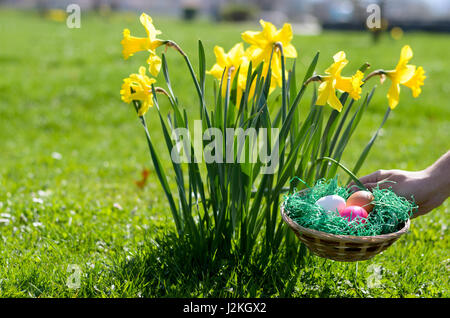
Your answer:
[317,156,367,190]
[347,106,391,184]
[136,107,182,236]
[198,40,206,95]
[327,88,375,178]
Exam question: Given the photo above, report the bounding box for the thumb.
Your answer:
[358,169,391,185]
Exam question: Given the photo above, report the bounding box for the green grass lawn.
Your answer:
[0,9,448,297]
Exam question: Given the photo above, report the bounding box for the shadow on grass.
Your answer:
[113,229,325,297]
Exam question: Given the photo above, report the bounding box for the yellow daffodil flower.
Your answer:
[316,51,364,112]
[241,20,297,92]
[207,43,251,106]
[385,45,425,109]
[207,43,245,83]
[121,13,163,60]
[241,19,297,64]
[120,66,156,116]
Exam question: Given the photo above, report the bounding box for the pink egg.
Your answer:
[339,205,368,224]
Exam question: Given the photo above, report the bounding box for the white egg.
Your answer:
[315,195,346,213]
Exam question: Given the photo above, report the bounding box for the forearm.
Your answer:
[425,150,450,197]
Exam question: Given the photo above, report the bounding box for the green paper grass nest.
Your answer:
[282,177,417,237]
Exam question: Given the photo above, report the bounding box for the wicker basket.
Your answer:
[280,192,410,262]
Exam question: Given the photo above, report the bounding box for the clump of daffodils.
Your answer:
[117,12,428,262]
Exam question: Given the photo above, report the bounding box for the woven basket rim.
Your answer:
[281,202,410,243]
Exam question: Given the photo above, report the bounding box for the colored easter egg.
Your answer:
[316,195,346,213]
[339,205,368,224]
[346,190,374,212]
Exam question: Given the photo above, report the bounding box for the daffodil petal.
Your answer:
[207,63,226,79]
[325,51,348,76]
[241,30,266,47]
[283,44,297,58]
[399,45,413,64]
[327,88,343,112]
[228,42,245,65]
[333,51,347,63]
[213,46,227,67]
[316,81,331,106]
[276,23,293,44]
[387,82,400,109]
[140,13,162,40]
[260,20,277,42]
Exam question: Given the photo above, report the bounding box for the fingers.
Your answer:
[358,169,390,185]
[348,170,392,192]
[348,182,381,193]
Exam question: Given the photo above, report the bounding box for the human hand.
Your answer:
[349,169,448,218]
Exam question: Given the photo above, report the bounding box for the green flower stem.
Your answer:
[347,106,391,184]
[164,40,210,125]
[303,75,323,86]
[363,69,387,83]
[270,42,289,250]
[274,42,287,121]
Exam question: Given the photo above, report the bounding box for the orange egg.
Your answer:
[346,190,374,212]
